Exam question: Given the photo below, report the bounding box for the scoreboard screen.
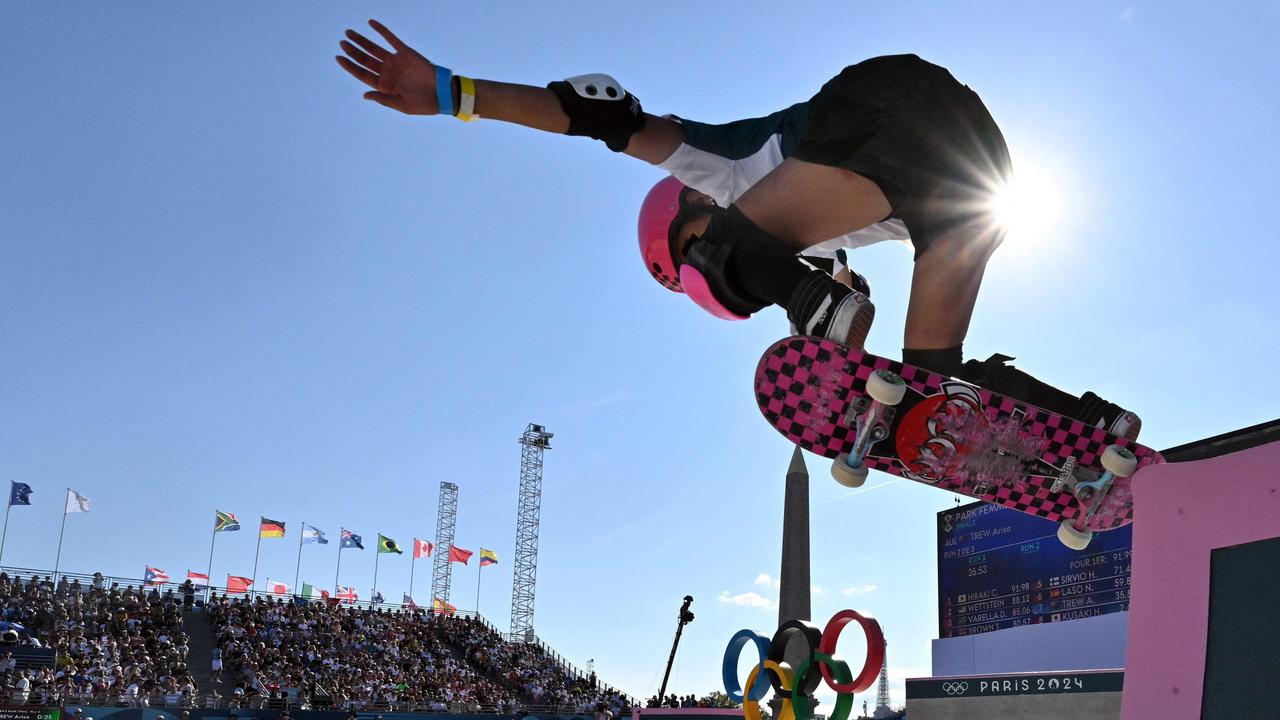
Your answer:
[938,501,1132,639]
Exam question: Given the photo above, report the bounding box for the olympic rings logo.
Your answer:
[942,681,968,696]
[722,610,885,720]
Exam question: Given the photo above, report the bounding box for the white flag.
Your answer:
[65,489,92,514]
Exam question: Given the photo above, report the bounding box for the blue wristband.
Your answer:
[435,65,454,116]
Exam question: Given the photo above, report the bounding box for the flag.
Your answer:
[320,589,331,601]
[402,594,418,609]
[372,591,384,605]
[414,538,434,559]
[187,571,209,586]
[480,548,499,567]
[377,534,403,555]
[266,580,290,595]
[302,524,328,544]
[340,528,364,549]
[143,567,170,585]
[65,489,91,514]
[226,575,253,594]
[336,586,357,603]
[301,582,321,600]
[215,510,241,532]
[8,482,32,507]
[432,597,457,616]
[259,517,286,539]
[448,546,474,564]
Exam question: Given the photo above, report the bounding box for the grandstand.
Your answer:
[0,566,634,714]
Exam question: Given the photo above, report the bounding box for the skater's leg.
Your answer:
[903,224,1000,351]
[732,158,893,251]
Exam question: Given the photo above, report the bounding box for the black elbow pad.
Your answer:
[547,74,646,152]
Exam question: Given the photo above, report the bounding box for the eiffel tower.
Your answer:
[873,640,892,718]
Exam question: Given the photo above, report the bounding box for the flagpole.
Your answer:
[53,489,70,585]
[373,547,381,605]
[407,538,417,599]
[475,561,483,615]
[251,517,263,599]
[0,487,13,565]
[294,520,305,595]
[334,535,344,595]
[205,516,218,603]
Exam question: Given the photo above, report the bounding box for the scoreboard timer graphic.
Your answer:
[937,501,1133,638]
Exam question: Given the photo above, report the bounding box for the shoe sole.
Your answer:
[830,294,875,350]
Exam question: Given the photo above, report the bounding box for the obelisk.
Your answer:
[771,445,813,716]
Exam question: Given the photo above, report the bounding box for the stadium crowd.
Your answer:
[1,570,641,714]
[0,572,198,707]
[206,594,631,713]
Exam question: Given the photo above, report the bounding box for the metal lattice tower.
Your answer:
[430,482,459,605]
[874,640,891,716]
[510,423,552,640]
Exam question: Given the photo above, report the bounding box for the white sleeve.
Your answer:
[657,143,737,208]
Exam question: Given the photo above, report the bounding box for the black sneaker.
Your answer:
[1076,391,1142,441]
[786,273,875,349]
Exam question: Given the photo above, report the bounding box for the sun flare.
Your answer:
[992,163,1064,244]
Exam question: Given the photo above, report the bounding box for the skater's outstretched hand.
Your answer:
[337,20,440,115]
[334,19,684,163]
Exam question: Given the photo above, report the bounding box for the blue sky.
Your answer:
[2,1,1278,710]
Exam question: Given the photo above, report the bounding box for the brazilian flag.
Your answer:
[377,534,403,554]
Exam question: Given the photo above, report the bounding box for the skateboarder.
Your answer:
[336,19,1140,439]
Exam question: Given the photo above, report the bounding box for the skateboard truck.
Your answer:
[1056,445,1139,550]
[832,369,907,488]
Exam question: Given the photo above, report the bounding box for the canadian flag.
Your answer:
[226,575,253,594]
[414,538,434,559]
[266,580,290,595]
[336,586,358,603]
[187,571,209,586]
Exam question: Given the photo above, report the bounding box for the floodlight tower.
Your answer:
[510,423,552,641]
[431,481,459,605]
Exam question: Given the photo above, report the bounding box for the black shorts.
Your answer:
[792,54,1013,258]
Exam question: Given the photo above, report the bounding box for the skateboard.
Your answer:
[754,336,1164,549]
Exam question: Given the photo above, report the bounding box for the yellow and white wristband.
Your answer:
[455,76,479,122]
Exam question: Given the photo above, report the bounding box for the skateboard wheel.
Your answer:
[866,369,907,406]
[1057,521,1093,551]
[832,455,870,488]
[1100,444,1139,477]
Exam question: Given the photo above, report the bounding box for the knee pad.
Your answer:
[547,74,645,152]
[681,209,771,321]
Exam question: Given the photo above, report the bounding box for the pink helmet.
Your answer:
[637,176,690,293]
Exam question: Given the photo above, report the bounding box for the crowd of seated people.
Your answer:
[0,572,198,707]
[0,570,638,714]
[206,594,630,713]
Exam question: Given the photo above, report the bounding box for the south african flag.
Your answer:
[215,510,241,532]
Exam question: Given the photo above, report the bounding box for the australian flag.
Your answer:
[8,482,33,507]
[340,528,364,549]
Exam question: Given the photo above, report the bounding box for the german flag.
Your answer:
[259,517,286,539]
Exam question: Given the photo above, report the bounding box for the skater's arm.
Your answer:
[462,81,683,163]
[336,20,682,164]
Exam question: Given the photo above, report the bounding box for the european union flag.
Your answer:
[8,482,32,507]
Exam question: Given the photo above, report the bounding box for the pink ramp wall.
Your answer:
[1120,440,1280,719]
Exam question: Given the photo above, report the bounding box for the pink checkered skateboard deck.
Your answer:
[755,336,1164,533]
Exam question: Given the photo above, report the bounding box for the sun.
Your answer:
[991,162,1064,245]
